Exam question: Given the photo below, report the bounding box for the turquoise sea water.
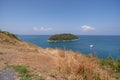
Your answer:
[18,35,120,59]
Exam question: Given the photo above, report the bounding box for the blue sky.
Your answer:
[0,0,120,35]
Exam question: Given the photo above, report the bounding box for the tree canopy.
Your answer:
[48,33,79,42]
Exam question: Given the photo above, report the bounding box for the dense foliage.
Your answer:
[48,33,79,41]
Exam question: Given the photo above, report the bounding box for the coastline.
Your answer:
[47,39,79,42]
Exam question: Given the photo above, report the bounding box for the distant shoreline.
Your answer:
[47,39,79,42]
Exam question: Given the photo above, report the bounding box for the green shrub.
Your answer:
[99,57,120,73]
[4,65,32,80]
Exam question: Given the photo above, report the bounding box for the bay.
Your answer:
[18,35,120,59]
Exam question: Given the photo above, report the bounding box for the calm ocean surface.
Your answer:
[18,35,120,59]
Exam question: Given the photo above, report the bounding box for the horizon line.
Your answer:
[17,34,120,36]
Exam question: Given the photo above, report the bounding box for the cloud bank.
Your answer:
[81,25,95,31]
[33,27,52,31]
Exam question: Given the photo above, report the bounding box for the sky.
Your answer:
[0,0,120,35]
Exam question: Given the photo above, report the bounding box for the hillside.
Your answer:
[0,30,20,44]
[48,33,79,42]
[0,30,119,80]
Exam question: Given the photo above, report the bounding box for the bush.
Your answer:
[99,57,120,73]
[4,65,32,80]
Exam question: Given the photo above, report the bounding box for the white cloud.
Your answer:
[33,27,52,31]
[81,25,95,31]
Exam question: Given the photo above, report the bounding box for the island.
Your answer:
[48,33,79,42]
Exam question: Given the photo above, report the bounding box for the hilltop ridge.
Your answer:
[0,30,20,44]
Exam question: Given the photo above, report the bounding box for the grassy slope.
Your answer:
[0,31,119,80]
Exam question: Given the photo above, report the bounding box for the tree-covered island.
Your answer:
[48,33,79,42]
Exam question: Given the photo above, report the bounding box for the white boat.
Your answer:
[90,44,94,48]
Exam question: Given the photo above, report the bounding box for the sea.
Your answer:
[18,35,120,59]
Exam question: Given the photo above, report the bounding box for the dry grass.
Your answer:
[0,32,19,45]
[53,49,115,80]
[0,31,117,80]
